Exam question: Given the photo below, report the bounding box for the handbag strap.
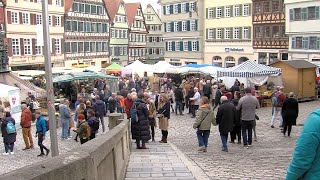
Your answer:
[198,112,210,127]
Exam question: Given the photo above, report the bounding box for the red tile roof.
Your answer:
[125,3,141,28]
[1,0,6,5]
[64,0,73,14]
[104,0,122,22]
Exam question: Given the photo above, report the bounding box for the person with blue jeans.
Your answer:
[35,110,49,157]
[216,96,236,152]
[193,97,215,152]
[59,99,71,140]
[1,112,17,155]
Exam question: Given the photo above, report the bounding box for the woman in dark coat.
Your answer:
[158,94,171,143]
[230,91,241,144]
[282,92,299,137]
[1,112,17,155]
[131,93,150,149]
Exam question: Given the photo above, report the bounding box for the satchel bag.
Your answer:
[197,112,210,128]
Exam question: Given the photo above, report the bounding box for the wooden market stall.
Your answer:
[271,60,317,101]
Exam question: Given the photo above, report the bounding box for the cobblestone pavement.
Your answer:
[0,117,109,176]
[166,100,320,179]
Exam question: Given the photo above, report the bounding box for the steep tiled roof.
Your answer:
[125,3,140,28]
[1,0,6,5]
[64,0,73,14]
[145,4,162,24]
[104,0,121,22]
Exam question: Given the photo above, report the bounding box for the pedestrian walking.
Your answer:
[93,96,106,133]
[158,94,170,143]
[73,114,89,144]
[108,93,117,113]
[237,88,260,148]
[174,85,184,115]
[202,80,211,100]
[190,87,201,118]
[281,92,299,137]
[35,110,49,157]
[230,92,241,144]
[1,112,17,155]
[124,93,133,119]
[286,109,320,179]
[59,99,71,140]
[270,86,286,128]
[216,96,236,152]
[20,104,34,150]
[213,85,225,110]
[87,110,98,140]
[147,97,157,142]
[193,97,215,152]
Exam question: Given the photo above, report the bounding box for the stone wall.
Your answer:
[0,119,131,180]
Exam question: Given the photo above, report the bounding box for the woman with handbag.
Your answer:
[193,97,216,152]
[158,94,170,143]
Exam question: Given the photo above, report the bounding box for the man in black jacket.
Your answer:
[93,96,106,133]
[203,80,212,100]
[174,85,184,115]
[213,85,225,110]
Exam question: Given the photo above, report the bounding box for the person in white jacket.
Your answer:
[190,87,201,118]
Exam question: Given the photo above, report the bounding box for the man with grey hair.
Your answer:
[20,104,34,150]
[237,88,260,148]
[59,98,71,140]
[190,87,201,118]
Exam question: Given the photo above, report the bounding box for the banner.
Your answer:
[8,89,22,125]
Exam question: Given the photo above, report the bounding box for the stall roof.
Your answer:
[13,70,45,77]
[106,63,122,70]
[279,60,317,69]
[53,72,117,83]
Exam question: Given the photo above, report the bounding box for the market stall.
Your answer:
[106,63,123,74]
[121,60,152,77]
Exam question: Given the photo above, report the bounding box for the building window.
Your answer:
[174,4,178,14]
[308,7,316,20]
[234,28,239,39]
[244,27,249,39]
[11,12,19,24]
[234,5,240,17]
[183,41,188,51]
[174,22,179,32]
[255,27,261,38]
[243,4,250,16]
[48,16,52,26]
[36,14,42,24]
[264,26,270,38]
[217,28,222,39]
[35,40,43,55]
[55,16,61,26]
[22,13,30,25]
[176,42,180,51]
[192,41,197,51]
[166,5,170,15]
[208,29,214,39]
[24,39,32,55]
[78,42,84,52]
[160,48,164,54]
[272,1,279,12]
[190,2,195,11]
[55,0,61,6]
[84,42,90,52]
[272,26,280,37]
[303,37,309,49]
[191,20,196,31]
[208,8,214,19]
[263,1,270,13]
[225,28,230,39]
[296,37,302,49]
[254,2,262,14]
[166,23,171,32]
[55,39,61,54]
[168,42,172,51]
[294,8,301,21]
[111,29,115,38]
[124,30,127,38]
[182,21,187,31]
[225,6,230,17]
[12,39,20,56]
[123,47,127,55]
[309,36,317,49]
[182,3,186,12]
[216,7,222,18]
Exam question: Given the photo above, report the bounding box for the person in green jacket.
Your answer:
[286,109,320,180]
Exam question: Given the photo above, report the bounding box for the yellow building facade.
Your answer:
[6,0,65,70]
[204,0,256,67]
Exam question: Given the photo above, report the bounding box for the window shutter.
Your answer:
[32,38,36,55]
[206,29,208,39]
[165,42,168,51]
[291,37,296,49]
[170,5,173,14]
[239,4,243,16]
[195,20,198,31]
[239,27,242,39]
[316,7,320,19]
[188,41,192,51]
[61,16,64,27]
[196,41,199,51]
[61,0,64,7]
[20,38,24,56]
[289,9,294,21]
[163,6,166,15]
[172,41,175,51]
[178,21,182,31]
[52,15,56,26]
[52,38,56,54]
[48,0,52,5]
[7,11,12,24]
[230,6,233,17]
[30,14,34,25]
[164,22,167,32]
[221,28,224,39]
[213,28,216,39]
[213,7,216,18]
[171,22,174,32]
[61,38,64,54]
[186,3,190,12]
[180,41,183,51]
[249,4,252,16]
[7,38,12,57]
[206,8,208,19]
[248,27,252,39]
[221,6,224,17]
[19,12,23,24]
[302,8,307,20]
[230,27,233,39]
[316,37,320,49]
[187,21,190,31]
[178,4,182,13]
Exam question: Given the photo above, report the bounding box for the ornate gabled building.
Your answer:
[105,0,129,65]
[144,4,164,64]
[252,0,289,65]
[64,0,110,67]
[125,3,148,63]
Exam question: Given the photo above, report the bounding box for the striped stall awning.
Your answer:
[217,60,282,78]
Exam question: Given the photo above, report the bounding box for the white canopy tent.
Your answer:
[122,60,153,77]
[151,61,176,73]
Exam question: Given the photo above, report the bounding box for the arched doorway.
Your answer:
[225,56,235,67]
[212,56,222,67]
[238,57,249,65]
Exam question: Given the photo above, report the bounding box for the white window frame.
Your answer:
[123,47,127,55]
[192,41,197,51]
[208,8,214,19]
[182,21,187,31]
[168,42,172,51]
[36,14,42,25]
[225,28,230,39]
[234,5,240,17]
[55,39,61,54]
[111,29,115,38]
[124,30,127,38]
[35,39,42,55]
[166,23,171,32]
[208,29,214,39]
[182,3,186,13]
[55,16,61,26]
[234,27,239,39]
[174,4,178,14]
[243,27,249,39]
[183,41,188,51]
[190,2,195,12]
[22,13,30,25]
[160,48,164,54]
[191,20,196,31]
[217,28,222,39]
[175,41,180,51]
[37,0,42,3]
[24,39,32,55]
[166,5,170,15]
[174,22,179,32]
[48,15,52,26]
[243,4,249,16]
[11,12,19,24]
[225,6,231,17]
[12,38,20,56]
[55,0,61,6]
[216,7,222,18]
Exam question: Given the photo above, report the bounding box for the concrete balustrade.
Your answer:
[0,119,131,180]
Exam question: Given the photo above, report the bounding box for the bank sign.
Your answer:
[225,48,245,52]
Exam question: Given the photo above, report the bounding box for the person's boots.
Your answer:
[141,143,149,149]
[152,136,155,142]
[136,142,141,149]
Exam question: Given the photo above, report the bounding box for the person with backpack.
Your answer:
[87,110,99,140]
[270,86,286,129]
[35,110,49,157]
[1,112,17,155]
[73,114,90,144]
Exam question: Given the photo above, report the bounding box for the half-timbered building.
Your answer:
[252,0,289,65]
[64,0,110,67]
[125,3,148,63]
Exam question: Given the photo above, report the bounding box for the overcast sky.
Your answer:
[124,0,160,10]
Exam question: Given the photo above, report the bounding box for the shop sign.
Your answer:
[170,59,180,62]
[225,48,244,52]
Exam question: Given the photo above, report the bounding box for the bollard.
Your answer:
[108,113,124,130]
